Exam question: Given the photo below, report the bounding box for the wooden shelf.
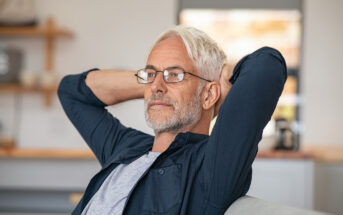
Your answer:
[302,145,343,163]
[0,17,73,107]
[0,148,95,159]
[0,83,57,93]
[0,25,72,38]
[0,83,57,106]
[257,150,313,160]
[0,136,15,149]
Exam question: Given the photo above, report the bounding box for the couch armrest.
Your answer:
[225,196,331,215]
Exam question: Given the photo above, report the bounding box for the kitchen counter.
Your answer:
[0,145,342,163]
[0,148,95,159]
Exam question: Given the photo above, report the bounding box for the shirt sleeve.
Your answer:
[203,47,287,210]
[57,69,138,167]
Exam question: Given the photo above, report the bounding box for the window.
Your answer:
[180,9,302,150]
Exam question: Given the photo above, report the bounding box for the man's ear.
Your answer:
[202,81,221,110]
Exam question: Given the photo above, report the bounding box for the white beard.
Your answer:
[144,85,203,134]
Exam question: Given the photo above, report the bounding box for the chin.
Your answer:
[146,113,176,132]
[148,114,170,126]
[148,109,172,119]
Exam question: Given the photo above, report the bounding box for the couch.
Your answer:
[225,196,331,215]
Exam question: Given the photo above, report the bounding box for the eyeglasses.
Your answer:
[135,66,212,84]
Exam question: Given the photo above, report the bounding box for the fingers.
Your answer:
[213,64,233,118]
[220,64,233,84]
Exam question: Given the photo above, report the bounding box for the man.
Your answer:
[58,25,287,215]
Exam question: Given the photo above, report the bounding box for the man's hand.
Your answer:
[214,64,233,118]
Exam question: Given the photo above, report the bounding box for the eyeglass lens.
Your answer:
[137,68,185,83]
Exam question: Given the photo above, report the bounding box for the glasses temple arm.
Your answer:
[186,72,212,82]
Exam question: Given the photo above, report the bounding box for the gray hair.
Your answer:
[154,25,227,81]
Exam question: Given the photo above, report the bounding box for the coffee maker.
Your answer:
[274,118,297,150]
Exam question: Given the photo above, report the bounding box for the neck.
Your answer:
[151,132,177,152]
[151,113,211,152]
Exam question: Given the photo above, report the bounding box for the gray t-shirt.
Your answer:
[81,151,161,215]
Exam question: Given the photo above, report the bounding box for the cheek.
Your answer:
[167,89,182,104]
[180,87,197,101]
[169,86,193,106]
[173,96,187,111]
[144,86,151,100]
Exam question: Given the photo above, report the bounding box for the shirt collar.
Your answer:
[165,132,209,152]
[112,132,208,165]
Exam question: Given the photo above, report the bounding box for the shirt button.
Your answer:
[158,168,165,175]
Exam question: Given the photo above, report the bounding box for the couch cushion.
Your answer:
[225,196,331,215]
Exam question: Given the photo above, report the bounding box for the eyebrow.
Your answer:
[145,64,185,71]
[145,64,156,70]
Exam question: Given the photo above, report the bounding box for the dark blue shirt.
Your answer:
[58,47,287,215]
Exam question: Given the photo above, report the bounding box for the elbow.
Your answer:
[230,47,287,85]
[57,74,73,103]
[258,46,287,82]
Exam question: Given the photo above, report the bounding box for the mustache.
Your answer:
[145,94,176,108]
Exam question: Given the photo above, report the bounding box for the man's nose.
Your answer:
[151,72,167,94]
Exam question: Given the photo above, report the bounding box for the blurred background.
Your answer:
[0,0,342,214]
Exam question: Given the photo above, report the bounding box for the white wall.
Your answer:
[248,159,314,209]
[0,0,177,148]
[301,0,343,146]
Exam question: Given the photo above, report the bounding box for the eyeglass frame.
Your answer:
[134,65,212,84]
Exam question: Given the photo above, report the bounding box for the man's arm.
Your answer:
[202,47,287,212]
[58,69,144,166]
[85,69,144,105]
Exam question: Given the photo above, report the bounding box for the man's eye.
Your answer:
[147,72,155,77]
[169,72,179,77]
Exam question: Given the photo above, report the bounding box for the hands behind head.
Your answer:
[213,64,233,118]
